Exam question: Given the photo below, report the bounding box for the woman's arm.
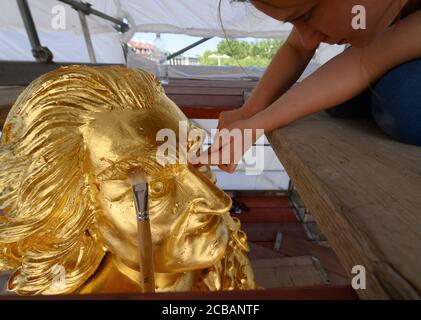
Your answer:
[251,11,421,132]
[240,28,316,118]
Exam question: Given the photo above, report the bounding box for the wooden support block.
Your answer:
[268,113,421,299]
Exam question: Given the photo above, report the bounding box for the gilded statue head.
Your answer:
[0,66,254,295]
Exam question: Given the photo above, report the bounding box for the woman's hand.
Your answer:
[217,108,246,130]
[201,118,264,173]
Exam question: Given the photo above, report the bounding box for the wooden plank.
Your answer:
[0,61,123,86]
[242,223,307,242]
[0,87,25,127]
[248,242,283,260]
[281,235,347,278]
[164,78,257,89]
[164,86,245,95]
[0,246,353,298]
[180,106,233,119]
[251,237,349,286]
[235,195,291,208]
[252,257,327,288]
[169,94,243,107]
[233,207,297,223]
[0,82,246,126]
[268,113,421,299]
[0,285,358,300]
[0,92,239,126]
[0,87,24,108]
[253,241,279,251]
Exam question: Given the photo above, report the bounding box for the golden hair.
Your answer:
[0,65,163,294]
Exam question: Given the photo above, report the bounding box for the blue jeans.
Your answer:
[326,59,421,146]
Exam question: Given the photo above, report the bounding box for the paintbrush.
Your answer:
[128,169,155,293]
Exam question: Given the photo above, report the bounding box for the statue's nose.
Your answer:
[188,164,232,214]
[193,192,232,215]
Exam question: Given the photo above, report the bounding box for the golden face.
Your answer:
[0,66,254,294]
[82,95,232,274]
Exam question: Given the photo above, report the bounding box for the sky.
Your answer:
[132,32,257,57]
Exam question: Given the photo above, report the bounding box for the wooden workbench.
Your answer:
[268,113,421,299]
[0,79,254,126]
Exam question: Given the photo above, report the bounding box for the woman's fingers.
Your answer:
[204,135,242,172]
[198,117,254,173]
[217,109,245,130]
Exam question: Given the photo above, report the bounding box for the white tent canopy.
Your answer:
[122,0,292,39]
[0,0,292,63]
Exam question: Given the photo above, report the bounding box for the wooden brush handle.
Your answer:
[137,219,155,292]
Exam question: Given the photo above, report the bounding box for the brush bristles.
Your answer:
[128,169,146,186]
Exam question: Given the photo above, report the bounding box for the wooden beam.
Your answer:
[163,78,257,89]
[0,87,25,127]
[170,94,243,108]
[0,81,247,125]
[0,285,358,300]
[180,106,233,119]
[0,89,238,125]
[268,113,421,299]
[0,61,123,86]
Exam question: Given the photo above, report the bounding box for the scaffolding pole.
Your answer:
[16,0,53,62]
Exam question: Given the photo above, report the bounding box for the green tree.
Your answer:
[216,40,251,59]
[250,39,283,59]
[199,39,284,67]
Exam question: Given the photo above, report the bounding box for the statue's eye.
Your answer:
[152,181,163,193]
[150,181,166,197]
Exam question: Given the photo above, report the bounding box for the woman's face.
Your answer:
[250,0,407,49]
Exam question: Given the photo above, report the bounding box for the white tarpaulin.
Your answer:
[0,27,126,63]
[121,0,292,38]
[0,0,292,62]
[0,0,291,37]
[0,0,127,62]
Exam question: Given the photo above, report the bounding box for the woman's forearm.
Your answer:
[251,11,421,133]
[252,48,369,132]
[242,28,315,118]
